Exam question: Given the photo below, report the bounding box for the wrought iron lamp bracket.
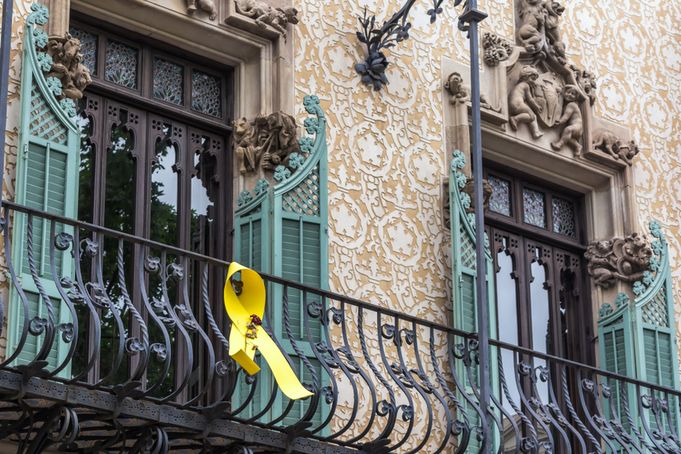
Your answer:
[355,0,483,91]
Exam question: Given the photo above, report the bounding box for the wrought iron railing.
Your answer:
[0,200,679,453]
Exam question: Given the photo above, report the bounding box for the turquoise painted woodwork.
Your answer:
[6,4,80,376]
[449,150,500,449]
[233,96,328,427]
[598,220,680,435]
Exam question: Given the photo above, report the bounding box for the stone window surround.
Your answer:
[60,0,295,201]
[442,56,640,355]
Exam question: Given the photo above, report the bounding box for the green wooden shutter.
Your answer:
[449,150,499,450]
[6,8,79,375]
[232,96,328,427]
[598,221,680,439]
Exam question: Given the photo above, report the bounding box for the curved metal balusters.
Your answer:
[0,201,680,452]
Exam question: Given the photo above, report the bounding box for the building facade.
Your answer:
[0,0,679,452]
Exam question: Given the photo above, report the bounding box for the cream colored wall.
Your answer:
[292,0,681,367]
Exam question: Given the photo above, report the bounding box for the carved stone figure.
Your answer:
[544,1,566,64]
[463,179,493,213]
[233,111,300,175]
[571,64,597,105]
[482,32,513,67]
[187,0,217,20]
[445,72,501,112]
[235,0,299,39]
[585,233,653,288]
[592,129,640,165]
[550,85,583,153]
[516,0,546,53]
[46,33,92,100]
[444,72,468,104]
[508,66,543,139]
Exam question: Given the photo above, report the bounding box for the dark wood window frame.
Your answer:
[484,163,594,366]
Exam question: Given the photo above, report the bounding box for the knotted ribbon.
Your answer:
[224,262,313,401]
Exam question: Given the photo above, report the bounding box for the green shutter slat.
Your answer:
[643,329,659,384]
[252,220,262,271]
[239,223,251,267]
[461,273,476,332]
[658,333,673,387]
[15,291,61,368]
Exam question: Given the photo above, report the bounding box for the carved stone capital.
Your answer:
[482,32,513,67]
[585,233,653,289]
[233,111,300,176]
[46,33,92,101]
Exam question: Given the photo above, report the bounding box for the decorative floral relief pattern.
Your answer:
[68,27,97,75]
[104,40,138,89]
[153,57,184,105]
[489,175,511,216]
[191,70,221,117]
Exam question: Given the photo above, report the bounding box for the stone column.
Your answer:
[41,0,70,37]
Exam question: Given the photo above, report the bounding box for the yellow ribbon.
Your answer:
[224,262,313,401]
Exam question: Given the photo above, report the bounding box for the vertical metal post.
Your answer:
[460,1,490,449]
[0,0,15,211]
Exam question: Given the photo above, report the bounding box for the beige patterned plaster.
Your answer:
[293,0,681,372]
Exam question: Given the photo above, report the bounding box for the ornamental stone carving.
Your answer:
[508,66,543,139]
[507,0,596,152]
[234,0,299,39]
[46,33,92,100]
[482,32,513,67]
[585,233,653,289]
[445,72,500,112]
[592,129,639,166]
[187,0,217,20]
[233,112,300,175]
[550,85,583,153]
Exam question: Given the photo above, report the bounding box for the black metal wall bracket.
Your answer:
[354,0,468,91]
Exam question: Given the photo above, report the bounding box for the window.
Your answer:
[70,20,233,390]
[71,21,233,255]
[485,167,592,364]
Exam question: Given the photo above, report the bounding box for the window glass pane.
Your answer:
[530,254,551,402]
[495,241,520,417]
[522,188,546,228]
[153,57,184,105]
[191,70,222,117]
[69,27,98,75]
[76,106,95,222]
[552,197,576,238]
[104,110,135,233]
[150,124,179,245]
[191,137,215,253]
[105,40,138,89]
[488,175,511,216]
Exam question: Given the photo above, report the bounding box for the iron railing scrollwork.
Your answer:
[0,201,679,452]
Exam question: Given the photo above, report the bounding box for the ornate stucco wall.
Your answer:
[292,0,681,368]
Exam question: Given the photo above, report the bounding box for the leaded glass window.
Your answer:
[191,70,222,117]
[105,40,138,89]
[489,175,511,216]
[552,197,576,238]
[153,57,184,105]
[522,188,546,228]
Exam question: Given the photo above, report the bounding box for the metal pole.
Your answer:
[460,0,490,449]
[0,0,15,211]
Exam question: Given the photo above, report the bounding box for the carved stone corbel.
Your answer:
[584,233,653,289]
[591,129,639,166]
[233,111,300,176]
[46,33,92,101]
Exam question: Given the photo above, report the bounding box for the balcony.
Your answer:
[0,201,677,453]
